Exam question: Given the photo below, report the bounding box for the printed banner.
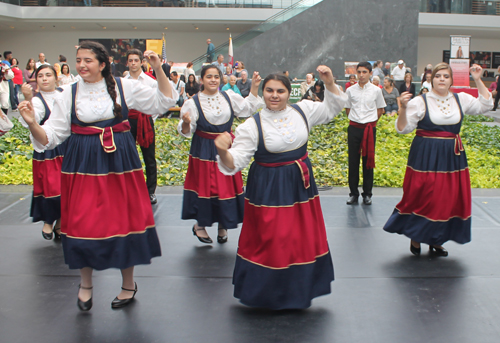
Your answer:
[449,59,470,88]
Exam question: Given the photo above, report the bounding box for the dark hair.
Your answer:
[3,51,12,58]
[61,63,70,75]
[59,55,67,62]
[199,64,223,91]
[26,58,35,70]
[126,49,143,61]
[421,70,432,85]
[349,74,356,79]
[261,73,292,95]
[314,80,325,92]
[35,64,58,84]
[78,40,122,119]
[11,58,18,66]
[188,74,197,84]
[357,61,372,72]
[186,61,193,68]
[383,77,394,87]
[171,71,178,76]
[375,60,383,67]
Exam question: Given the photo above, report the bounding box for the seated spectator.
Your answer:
[300,73,315,96]
[345,74,357,90]
[301,80,325,102]
[372,75,383,89]
[221,75,241,95]
[419,87,429,95]
[236,70,251,97]
[185,74,199,99]
[220,75,228,90]
[224,65,233,77]
[233,61,247,80]
[382,77,399,117]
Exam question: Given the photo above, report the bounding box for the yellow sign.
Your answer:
[146,39,162,56]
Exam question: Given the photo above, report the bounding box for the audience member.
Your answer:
[398,72,415,99]
[221,75,241,95]
[58,63,76,85]
[421,72,432,91]
[300,73,315,96]
[345,74,357,90]
[184,61,195,81]
[302,80,325,102]
[372,75,383,88]
[10,58,23,105]
[236,70,251,97]
[372,60,384,79]
[171,71,185,106]
[233,61,247,80]
[391,60,407,89]
[23,58,37,95]
[224,65,233,76]
[383,62,391,77]
[36,53,50,69]
[382,77,399,117]
[212,54,225,75]
[185,74,199,99]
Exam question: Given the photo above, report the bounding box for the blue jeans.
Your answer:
[13,84,20,105]
[385,103,398,114]
[84,0,91,6]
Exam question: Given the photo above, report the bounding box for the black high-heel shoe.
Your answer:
[42,223,53,240]
[429,245,448,257]
[111,282,137,309]
[217,226,228,244]
[77,285,93,311]
[410,241,421,256]
[192,225,213,244]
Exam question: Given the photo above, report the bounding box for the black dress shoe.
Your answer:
[217,227,228,244]
[192,226,213,244]
[362,195,372,205]
[430,245,448,257]
[77,285,93,311]
[410,241,421,256]
[112,282,137,309]
[53,227,62,240]
[42,226,53,240]
[150,194,157,204]
[346,195,358,205]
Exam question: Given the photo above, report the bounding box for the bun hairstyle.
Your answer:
[261,73,292,95]
[77,40,122,119]
[199,64,223,92]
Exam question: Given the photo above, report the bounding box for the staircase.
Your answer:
[190,0,323,72]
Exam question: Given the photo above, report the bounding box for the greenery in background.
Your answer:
[2,113,500,188]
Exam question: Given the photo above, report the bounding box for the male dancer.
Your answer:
[125,49,161,204]
[345,61,386,205]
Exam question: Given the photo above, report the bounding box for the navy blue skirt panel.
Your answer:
[30,196,60,225]
[233,252,334,310]
[189,134,218,161]
[407,136,468,172]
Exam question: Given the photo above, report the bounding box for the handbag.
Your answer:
[0,113,14,136]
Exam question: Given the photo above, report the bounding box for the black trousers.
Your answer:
[494,89,500,110]
[8,80,17,109]
[129,117,157,195]
[348,125,376,197]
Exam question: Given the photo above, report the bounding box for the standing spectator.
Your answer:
[492,75,500,111]
[382,77,400,117]
[420,64,433,79]
[421,72,433,91]
[59,55,67,63]
[345,62,386,206]
[212,54,225,75]
[185,74,199,99]
[171,71,185,106]
[398,72,416,99]
[391,60,407,89]
[206,39,215,63]
[283,70,294,82]
[221,75,241,95]
[58,63,76,85]
[372,60,384,79]
[24,59,37,95]
[300,73,315,96]
[35,53,50,69]
[383,62,391,77]
[184,61,195,81]
[3,51,17,111]
[0,62,13,115]
[236,70,251,97]
[10,58,23,106]
[109,55,117,76]
[345,74,357,90]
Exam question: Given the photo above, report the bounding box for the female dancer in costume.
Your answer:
[215,66,347,309]
[18,41,178,311]
[178,65,261,244]
[383,63,493,256]
[20,65,64,240]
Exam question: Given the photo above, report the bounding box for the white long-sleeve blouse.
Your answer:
[396,91,493,134]
[177,90,262,138]
[31,77,178,152]
[217,89,348,175]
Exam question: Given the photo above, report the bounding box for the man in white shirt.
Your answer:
[345,62,386,205]
[125,49,160,204]
[300,73,315,97]
[170,71,185,106]
[35,53,50,69]
[391,60,407,90]
[0,62,14,115]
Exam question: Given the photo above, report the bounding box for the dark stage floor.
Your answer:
[1,186,500,343]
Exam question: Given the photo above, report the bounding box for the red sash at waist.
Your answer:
[256,152,310,189]
[416,129,464,155]
[71,121,131,153]
[128,109,154,148]
[349,120,377,169]
[195,129,235,140]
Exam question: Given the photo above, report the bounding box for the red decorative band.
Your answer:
[71,121,131,153]
[195,129,235,141]
[416,129,464,155]
[257,152,310,189]
[350,120,377,169]
[128,109,154,148]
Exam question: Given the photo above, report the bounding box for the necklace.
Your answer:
[206,94,222,116]
[436,97,451,115]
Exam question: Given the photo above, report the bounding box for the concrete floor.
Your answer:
[1,186,500,343]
